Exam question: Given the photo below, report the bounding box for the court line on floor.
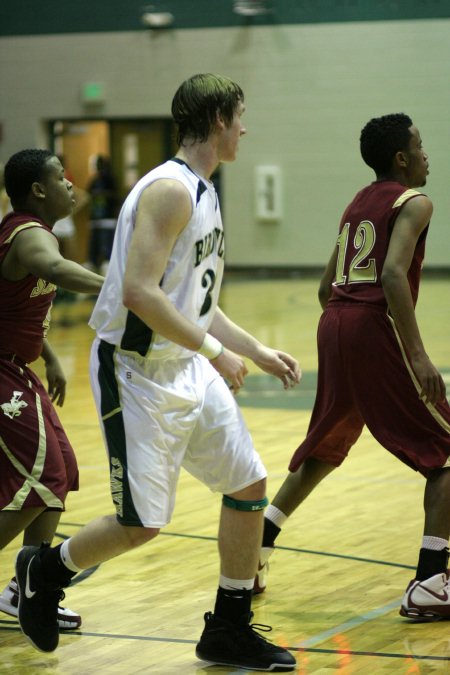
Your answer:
[2,622,449,664]
[275,544,415,570]
[59,525,415,569]
[294,597,401,649]
[163,533,416,571]
[293,646,450,662]
[56,526,416,581]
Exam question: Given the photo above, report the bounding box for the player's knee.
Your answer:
[228,477,267,501]
[121,524,160,548]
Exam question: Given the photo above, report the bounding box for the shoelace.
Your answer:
[245,620,275,645]
[250,621,272,634]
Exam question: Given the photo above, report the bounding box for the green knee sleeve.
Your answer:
[222,495,269,512]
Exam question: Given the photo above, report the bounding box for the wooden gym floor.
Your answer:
[1,275,450,674]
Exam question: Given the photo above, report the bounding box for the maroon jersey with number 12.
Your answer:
[329,181,426,308]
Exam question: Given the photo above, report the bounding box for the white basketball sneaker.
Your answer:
[0,576,82,629]
[400,572,450,621]
[253,547,274,595]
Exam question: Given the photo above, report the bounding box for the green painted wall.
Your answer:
[1,0,450,36]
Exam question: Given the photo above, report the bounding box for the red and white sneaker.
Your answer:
[253,547,274,595]
[0,577,82,629]
[400,572,450,621]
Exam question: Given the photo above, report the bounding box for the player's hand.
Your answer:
[411,353,447,405]
[45,358,67,406]
[253,346,302,390]
[210,349,248,394]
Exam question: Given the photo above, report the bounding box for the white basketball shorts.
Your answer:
[89,338,267,527]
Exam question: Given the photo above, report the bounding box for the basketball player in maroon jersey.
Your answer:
[257,114,450,620]
[0,149,103,628]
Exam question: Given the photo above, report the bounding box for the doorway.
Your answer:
[50,118,177,262]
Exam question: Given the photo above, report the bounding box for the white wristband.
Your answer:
[198,333,224,360]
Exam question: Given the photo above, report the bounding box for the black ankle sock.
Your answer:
[262,517,281,548]
[214,587,252,623]
[34,542,77,589]
[415,547,449,581]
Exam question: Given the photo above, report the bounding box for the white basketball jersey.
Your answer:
[89,158,224,360]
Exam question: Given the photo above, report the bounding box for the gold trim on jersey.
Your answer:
[0,392,64,509]
[388,314,450,468]
[4,221,43,244]
[392,189,422,209]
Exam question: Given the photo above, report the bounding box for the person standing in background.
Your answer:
[85,155,118,276]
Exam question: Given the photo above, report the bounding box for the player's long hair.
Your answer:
[172,73,244,146]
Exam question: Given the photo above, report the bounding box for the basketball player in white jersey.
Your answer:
[15,73,300,671]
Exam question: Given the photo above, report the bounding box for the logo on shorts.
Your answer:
[1,391,28,419]
[110,456,124,517]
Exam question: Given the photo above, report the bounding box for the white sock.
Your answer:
[219,574,254,591]
[422,536,449,551]
[60,538,83,573]
[265,504,287,529]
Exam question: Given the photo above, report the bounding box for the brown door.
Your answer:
[110,119,177,204]
[50,118,176,262]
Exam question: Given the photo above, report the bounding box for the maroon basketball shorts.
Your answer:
[0,358,79,511]
[289,304,450,477]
